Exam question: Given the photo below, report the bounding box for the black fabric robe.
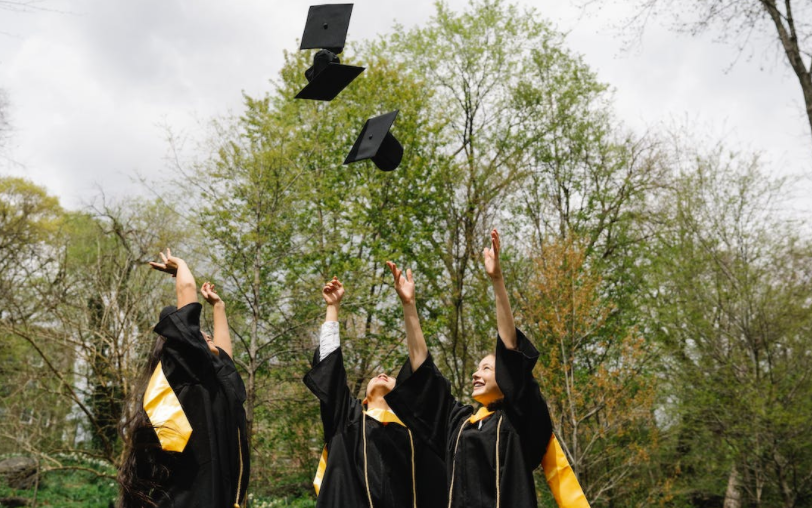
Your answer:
[303,347,447,508]
[139,302,250,508]
[386,328,553,508]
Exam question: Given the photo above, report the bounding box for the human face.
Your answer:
[472,354,503,406]
[365,373,396,402]
[202,332,220,356]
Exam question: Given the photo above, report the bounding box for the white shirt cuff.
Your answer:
[319,321,340,361]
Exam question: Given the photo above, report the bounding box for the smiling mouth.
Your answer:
[472,381,484,389]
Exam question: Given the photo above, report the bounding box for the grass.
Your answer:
[0,458,315,507]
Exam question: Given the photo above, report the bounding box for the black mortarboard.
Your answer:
[296,4,364,101]
[300,4,354,54]
[296,58,365,101]
[344,110,403,171]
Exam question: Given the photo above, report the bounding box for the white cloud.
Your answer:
[0,0,809,212]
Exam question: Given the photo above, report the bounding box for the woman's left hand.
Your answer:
[483,228,502,280]
[200,282,223,306]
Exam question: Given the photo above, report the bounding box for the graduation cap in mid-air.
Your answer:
[344,110,403,171]
[295,4,365,101]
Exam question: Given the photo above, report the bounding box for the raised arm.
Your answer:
[387,261,428,371]
[149,248,197,308]
[304,277,356,440]
[150,249,213,382]
[200,282,232,357]
[320,277,344,361]
[483,228,517,349]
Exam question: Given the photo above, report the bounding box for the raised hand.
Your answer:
[150,248,197,308]
[200,282,223,307]
[149,248,182,277]
[202,281,231,357]
[322,277,345,307]
[483,228,502,280]
[386,261,415,305]
[387,260,426,369]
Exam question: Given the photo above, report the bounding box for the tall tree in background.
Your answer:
[384,0,541,396]
[0,176,66,455]
[584,0,812,143]
[0,184,182,471]
[383,0,656,401]
[518,236,656,506]
[645,141,812,507]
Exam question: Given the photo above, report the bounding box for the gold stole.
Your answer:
[142,361,193,452]
[467,407,590,507]
[542,435,591,507]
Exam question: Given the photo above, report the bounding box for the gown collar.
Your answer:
[468,406,495,424]
[363,407,406,426]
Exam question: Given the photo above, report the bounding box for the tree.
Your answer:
[644,140,812,507]
[0,188,183,474]
[585,0,812,143]
[0,176,62,326]
[517,236,657,506]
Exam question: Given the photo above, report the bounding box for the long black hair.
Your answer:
[118,306,175,508]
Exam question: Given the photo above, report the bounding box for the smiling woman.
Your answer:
[386,229,590,508]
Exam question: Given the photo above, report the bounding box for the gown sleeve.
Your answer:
[153,302,215,384]
[495,327,553,468]
[386,353,472,457]
[303,347,359,440]
[213,348,247,404]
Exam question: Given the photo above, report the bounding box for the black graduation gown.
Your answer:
[303,347,447,508]
[145,302,250,508]
[386,328,553,508]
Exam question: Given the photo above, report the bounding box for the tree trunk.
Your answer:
[759,0,812,142]
[723,463,742,508]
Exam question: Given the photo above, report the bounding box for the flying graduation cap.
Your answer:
[295,4,365,101]
[344,110,403,171]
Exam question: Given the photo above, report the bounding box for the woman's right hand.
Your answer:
[149,248,184,277]
[322,277,344,306]
[387,261,415,305]
[200,282,223,307]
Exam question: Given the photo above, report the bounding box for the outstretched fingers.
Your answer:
[386,261,403,286]
[148,260,165,271]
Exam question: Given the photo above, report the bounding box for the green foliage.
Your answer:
[643,141,812,506]
[0,455,116,508]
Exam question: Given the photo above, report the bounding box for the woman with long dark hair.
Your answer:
[119,249,249,507]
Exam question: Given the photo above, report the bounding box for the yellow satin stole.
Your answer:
[313,408,406,495]
[468,406,495,424]
[142,361,193,452]
[542,435,591,507]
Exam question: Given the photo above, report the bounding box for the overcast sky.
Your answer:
[1,0,810,214]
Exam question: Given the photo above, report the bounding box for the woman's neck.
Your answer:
[365,396,392,412]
